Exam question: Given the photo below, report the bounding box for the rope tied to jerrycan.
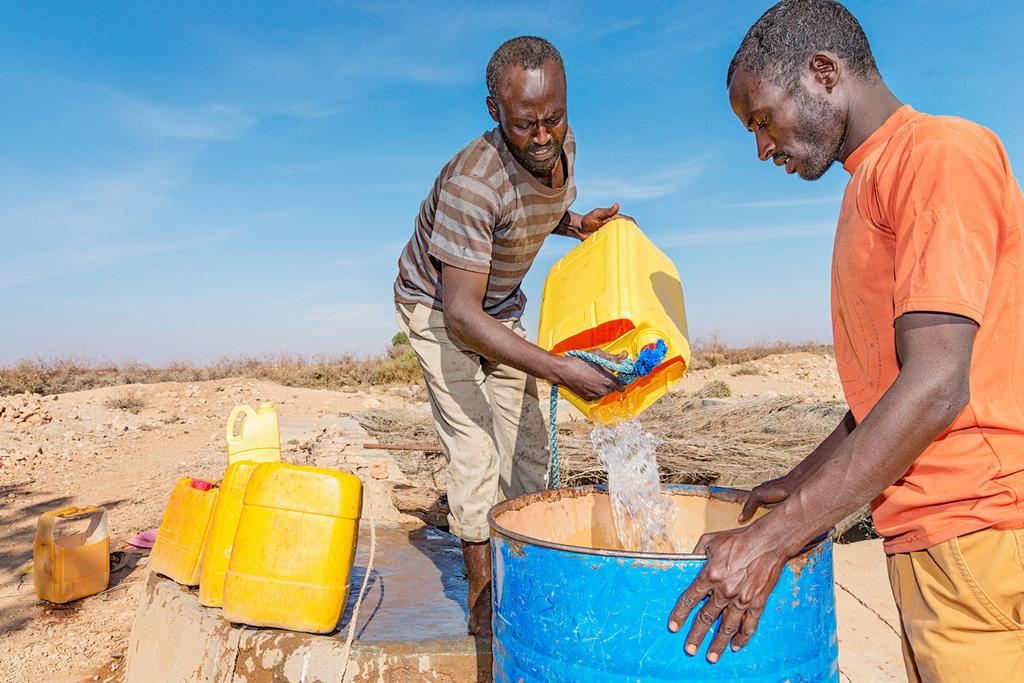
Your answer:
[548,339,668,488]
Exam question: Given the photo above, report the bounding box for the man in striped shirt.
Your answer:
[394,36,628,636]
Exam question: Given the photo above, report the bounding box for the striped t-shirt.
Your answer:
[394,127,577,320]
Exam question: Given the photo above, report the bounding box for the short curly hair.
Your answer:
[727,0,879,90]
[486,36,564,98]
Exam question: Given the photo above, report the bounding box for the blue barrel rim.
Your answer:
[488,484,831,561]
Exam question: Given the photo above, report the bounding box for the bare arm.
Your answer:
[552,203,635,240]
[442,264,624,401]
[768,313,974,547]
[738,409,856,522]
[669,312,976,662]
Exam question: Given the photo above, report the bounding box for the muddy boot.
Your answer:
[462,540,492,637]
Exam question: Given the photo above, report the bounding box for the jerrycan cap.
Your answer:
[190,479,214,491]
[256,402,275,413]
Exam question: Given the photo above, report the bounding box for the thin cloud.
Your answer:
[114,94,255,141]
[577,160,707,204]
[727,194,844,209]
[656,223,834,247]
[0,233,229,291]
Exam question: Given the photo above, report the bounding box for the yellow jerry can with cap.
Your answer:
[150,478,219,586]
[198,460,260,607]
[537,218,691,422]
[222,463,362,633]
[225,402,281,466]
[34,506,110,603]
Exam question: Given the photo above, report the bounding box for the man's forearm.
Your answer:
[786,410,856,487]
[445,305,565,384]
[552,210,582,237]
[760,371,967,555]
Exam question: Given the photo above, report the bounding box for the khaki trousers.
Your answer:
[887,526,1024,682]
[395,303,549,542]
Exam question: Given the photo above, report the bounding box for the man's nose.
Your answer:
[755,128,776,161]
[533,125,551,147]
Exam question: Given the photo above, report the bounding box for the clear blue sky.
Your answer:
[1,1,1021,365]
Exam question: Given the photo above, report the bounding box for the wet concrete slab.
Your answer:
[341,524,470,642]
[124,523,490,682]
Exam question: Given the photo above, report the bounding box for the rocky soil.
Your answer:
[0,353,846,682]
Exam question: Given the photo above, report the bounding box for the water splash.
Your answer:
[592,419,677,553]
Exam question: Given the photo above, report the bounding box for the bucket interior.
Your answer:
[493,488,765,555]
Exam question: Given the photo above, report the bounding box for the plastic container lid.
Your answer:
[190,479,214,491]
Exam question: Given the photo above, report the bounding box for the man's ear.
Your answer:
[486,95,501,124]
[809,52,841,94]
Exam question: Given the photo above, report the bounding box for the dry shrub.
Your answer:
[695,380,732,398]
[731,363,764,376]
[689,334,833,370]
[104,390,147,414]
[0,349,423,397]
[372,347,421,384]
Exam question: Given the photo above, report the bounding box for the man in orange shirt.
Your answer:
[667,1,1024,679]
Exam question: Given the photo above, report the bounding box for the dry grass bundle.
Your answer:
[358,409,437,445]
[557,394,846,490]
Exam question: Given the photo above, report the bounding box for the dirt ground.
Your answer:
[0,352,868,682]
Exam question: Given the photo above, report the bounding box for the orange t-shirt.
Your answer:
[833,105,1024,553]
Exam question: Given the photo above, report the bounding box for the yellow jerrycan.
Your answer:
[225,402,281,466]
[222,463,362,634]
[150,478,219,586]
[537,218,691,422]
[198,460,260,607]
[34,506,110,603]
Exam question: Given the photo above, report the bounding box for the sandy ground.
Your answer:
[0,353,905,682]
[0,378,419,682]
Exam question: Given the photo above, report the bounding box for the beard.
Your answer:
[790,85,846,181]
[499,126,564,178]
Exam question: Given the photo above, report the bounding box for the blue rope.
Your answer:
[548,339,667,488]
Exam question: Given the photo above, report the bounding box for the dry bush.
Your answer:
[731,363,764,376]
[0,349,423,397]
[104,390,147,414]
[695,380,732,398]
[689,334,833,370]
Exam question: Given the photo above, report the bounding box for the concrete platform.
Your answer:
[124,520,904,683]
[124,524,490,682]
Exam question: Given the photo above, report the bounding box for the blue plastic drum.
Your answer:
[489,485,838,682]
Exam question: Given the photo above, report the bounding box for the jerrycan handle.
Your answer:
[38,506,109,545]
[226,405,257,444]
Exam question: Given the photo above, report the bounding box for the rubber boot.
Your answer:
[462,540,492,637]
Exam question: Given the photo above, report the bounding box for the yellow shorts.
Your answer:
[887,526,1024,682]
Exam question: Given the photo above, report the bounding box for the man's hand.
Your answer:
[555,353,625,401]
[558,203,635,240]
[667,526,791,663]
[737,476,796,523]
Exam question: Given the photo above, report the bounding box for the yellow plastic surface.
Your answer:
[34,506,110,603]
[226,403,281,465]
[199,461,259,607]
[150,478,219,586]
[222,463,363,634]
[537,219,691,422]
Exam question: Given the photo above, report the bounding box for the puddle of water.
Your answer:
[592,419,681,553]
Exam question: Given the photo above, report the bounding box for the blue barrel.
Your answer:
[488,485,838,682]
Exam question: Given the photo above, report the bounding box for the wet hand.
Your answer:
[667,526,789,663]
[556,355,625,401]
[738,476,796,524]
